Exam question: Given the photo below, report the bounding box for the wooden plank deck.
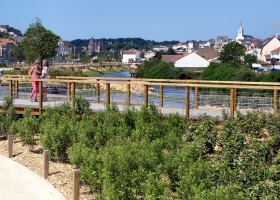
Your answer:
[0,97,230,118]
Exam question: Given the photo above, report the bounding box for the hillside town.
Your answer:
[0,22,280,71]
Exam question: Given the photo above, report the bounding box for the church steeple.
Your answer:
[236,20,244,43]
[238,20,243,36]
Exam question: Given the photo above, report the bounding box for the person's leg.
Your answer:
[43,87,47,101]
[30,81,37,101]
[34,82,39,101]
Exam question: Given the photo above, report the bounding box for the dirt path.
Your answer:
[0,136,95,200]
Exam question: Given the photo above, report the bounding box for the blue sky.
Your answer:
[1,0,280,42]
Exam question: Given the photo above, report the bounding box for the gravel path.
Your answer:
[0,136,95,200]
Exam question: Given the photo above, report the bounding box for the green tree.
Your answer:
[244,53,257,67]
[219,41,246,66]
[11,42,25,62]
[271,58,277,70]
[22,18,60,63]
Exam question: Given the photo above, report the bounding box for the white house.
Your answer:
[144,51,156,60]
[258,36,280,61]
[122,49,140,63]
[174,53,209,68]
[271,47,280,61]
[172,43,188,53]
[153,46,168,52]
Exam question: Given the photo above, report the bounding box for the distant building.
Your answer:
[144,51,156,60]
[162,55,185,63]
[172,43,187,53]
[153,46,168,52]
[214,36,231,52]
[196,47,219,62]
[174,53,210,68]
[87,37,105,54]
[162,52,212,68]
[271,46,280,62]
[257,36,280,62]
[235,21,254,46]
[56,38,71,61]
[0,38,16,61]
[122,49,140,63]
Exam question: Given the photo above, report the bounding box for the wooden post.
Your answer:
[8,134,13,158]
[39,81,43,114]
[194,86,199,109]
[67,82,71,102]
[274,88,278,113]
[71,82,76,108]
[96,80,100,103]
[73,168,80,200]
[9,80,13,100]
[15,80,19,98]
[230,88,235,117]
[43,150,49,179]
[106,83,110,106]
[159,84,163,107]
[234,88,237,113]
[126,80,131,104]
[185,86,190,119]
[144,85,148,107]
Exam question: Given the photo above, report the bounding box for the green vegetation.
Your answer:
[1,96,280,199]
[21,18,60,63]
[135,58,201,79]
[0,97,18,138]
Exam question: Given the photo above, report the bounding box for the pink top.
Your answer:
[31,66,41,79]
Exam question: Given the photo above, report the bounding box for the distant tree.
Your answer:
[165,47,177,55]
[244,54,257,67]
[271,58,277,70]
[22,18,60,63]
[11,43,25,62]
[219,41,246,66]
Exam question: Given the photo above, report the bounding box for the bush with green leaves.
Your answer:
[0,97,18,137]
[39,103,77,162]
[73,95,90,114]
[9,108,39,147]
[3,95,280,199]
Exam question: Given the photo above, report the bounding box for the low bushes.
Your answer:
[3,97,280,199]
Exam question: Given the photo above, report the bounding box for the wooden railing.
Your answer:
[1,75,280,118]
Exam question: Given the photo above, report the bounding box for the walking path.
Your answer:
[0,154,66,200]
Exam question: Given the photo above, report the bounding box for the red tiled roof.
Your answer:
[0,38,16,46]
[123,49,138,54]
[162,54,187,63]
[271,47,280,53]
[265,54,271,59]
[196,47,219,61]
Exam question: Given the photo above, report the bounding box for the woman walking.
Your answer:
[29,59,41,102]
[41,59,49,101]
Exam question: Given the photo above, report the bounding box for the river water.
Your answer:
[0,71,194,107]
[100,71,194,107]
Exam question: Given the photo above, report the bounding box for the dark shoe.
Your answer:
[34,99,38,102]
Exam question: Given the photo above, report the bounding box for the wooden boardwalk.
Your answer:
[0,75,279,118]
[0,97,230,118]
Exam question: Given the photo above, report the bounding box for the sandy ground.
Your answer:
[0,136,96,200]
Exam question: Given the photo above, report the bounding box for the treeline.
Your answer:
[135,58,201,79]
[68,38,180,51]
[203,62,280,82]
[2,97,280,199]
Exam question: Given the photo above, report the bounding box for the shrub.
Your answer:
[0,97,18,137]
[39,103,77,161]
[9,108,39,147]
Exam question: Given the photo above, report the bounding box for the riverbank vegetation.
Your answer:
[1,96,280,199]
[1,65,130,77]
[135,58,201,79]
